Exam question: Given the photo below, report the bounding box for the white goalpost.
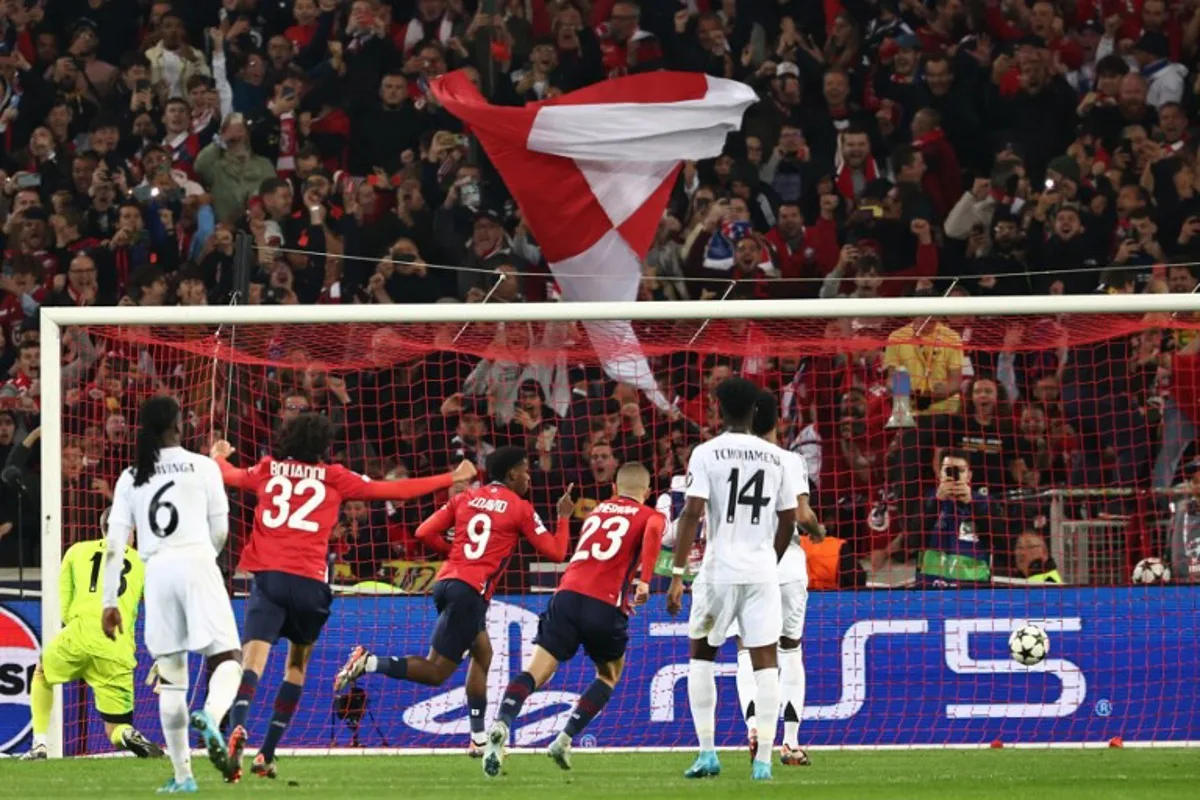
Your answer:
[36,292,1200,758]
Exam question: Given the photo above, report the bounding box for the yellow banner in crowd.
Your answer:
[332,561,444,595]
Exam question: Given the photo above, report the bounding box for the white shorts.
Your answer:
[779,579,808,642]
[144,552,241,658]
[725,579,808,643]
[688,579,781,649]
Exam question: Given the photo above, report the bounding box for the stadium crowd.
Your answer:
[1,0,1199,588]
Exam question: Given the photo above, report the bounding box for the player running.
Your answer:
[102,397,243,794]
[334,447,573,755]
[208,414,475,781]
[20,509,162,761]
[666,377,800,783]
[732,389,824,767]
[482,461,665,777]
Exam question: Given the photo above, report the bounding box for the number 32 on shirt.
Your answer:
[262,475,327,532]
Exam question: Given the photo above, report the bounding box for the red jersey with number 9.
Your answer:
[557,496,665,613]
[421,483,564,599]
[221,456,455,582]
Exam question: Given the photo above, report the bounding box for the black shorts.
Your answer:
[243,571,332,646]
[534,590,628,665]
[431,579,487,664]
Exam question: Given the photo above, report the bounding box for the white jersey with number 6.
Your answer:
[685,431,800,584]
[108,446,230,560]
[106,446,239,658]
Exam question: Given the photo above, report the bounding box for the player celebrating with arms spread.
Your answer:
[733,389,825,767]
[102,397,243,794]
[666,378,800,783]
[209,413,476,781]
[482,461,665,777]
[335,447,574,754]
[20,505,161,761]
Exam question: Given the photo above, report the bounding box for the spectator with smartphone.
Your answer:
[964,209,1034,296]
[916,449,994,588]
[250,72,306,175]
[1112,209,1166,270]
[116,53,159,126]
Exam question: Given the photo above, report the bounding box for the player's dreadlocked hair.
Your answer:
[487,447,528,484]
[276,413,334,464]
[134,397,180,487]
[751,389,779,437]
[715,377,761,429]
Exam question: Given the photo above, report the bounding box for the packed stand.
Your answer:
[2,0,1198,588]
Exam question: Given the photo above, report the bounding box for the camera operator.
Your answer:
[917,449,994,588]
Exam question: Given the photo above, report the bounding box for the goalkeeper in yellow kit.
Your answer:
[19,526,162,760]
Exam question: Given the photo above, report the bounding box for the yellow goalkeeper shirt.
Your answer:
[59,538,144,668]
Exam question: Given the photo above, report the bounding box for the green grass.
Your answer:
[2,750,1198,799]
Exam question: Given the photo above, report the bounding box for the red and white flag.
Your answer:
[432,70,756,406]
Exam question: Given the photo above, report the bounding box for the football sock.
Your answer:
[109,723,133,749]
[752,667,780,765]
[687,659,717,752]
[259,681,302,762]
[30,669,51,746]
[563,679,612,738]
[159,684,193,782]
[496,672,535,729]
[735,648,757,732]
[229,669,259,730]
[367,655,408,680]
[779,645,805,748]
[467,690,488,742]
[204,660,243,727]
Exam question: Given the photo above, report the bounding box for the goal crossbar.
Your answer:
[37,292,1200,327]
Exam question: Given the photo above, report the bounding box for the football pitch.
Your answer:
[2,749,1198,799]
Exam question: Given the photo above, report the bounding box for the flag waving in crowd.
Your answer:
[431,70,757,407]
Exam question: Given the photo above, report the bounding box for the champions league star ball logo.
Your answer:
[0,607,40,753]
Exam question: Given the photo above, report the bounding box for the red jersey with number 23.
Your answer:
[416,483,570,599]
[217,456,455,582]
[557,496,665,613]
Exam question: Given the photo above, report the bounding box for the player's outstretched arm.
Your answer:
[204,458,232,553]
[795,495,825,543]
[666,496,705,615]
[631,514,666,608]
[59,544,78,624]
[523,485,575,562]
[101,472,135,639]
[774,508,798,563]
[210,440,253,489]
[413,503,456,557]
[640,514,666,585]
[344,460,477,502]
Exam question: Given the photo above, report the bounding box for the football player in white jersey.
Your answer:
[733,389,824,767]
[102,397,243,793]
[666,377,800,783]
[655,474,705,574]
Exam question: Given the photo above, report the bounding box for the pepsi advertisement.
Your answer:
[2,589,1199,755]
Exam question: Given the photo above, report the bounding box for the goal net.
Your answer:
[35,297,1200,755]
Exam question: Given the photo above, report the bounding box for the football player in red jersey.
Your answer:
[481,461,664,776]
[334,447,574,755]
[208,414,476,781]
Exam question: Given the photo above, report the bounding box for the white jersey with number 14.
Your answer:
[685,431,800,584]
